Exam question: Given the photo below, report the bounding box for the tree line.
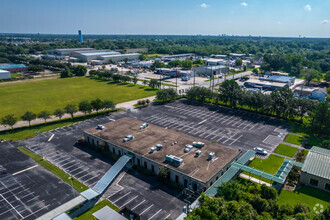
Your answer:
[186,179,329,220]
[185,81,329,138]
[0,98,115,129]
[89,70,161,89]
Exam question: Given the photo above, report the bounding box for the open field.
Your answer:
[0,76,157,119]
[74,200,119,220]
[278,186,330,209]
[284,134,304,145]
[274,144,299,157]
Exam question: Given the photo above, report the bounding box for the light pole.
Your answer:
[69,176,76,197]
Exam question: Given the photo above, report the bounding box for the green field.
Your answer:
[243,154,285,184]
[18,146,88,192]
[0,77,157,119]
[284,134,305,145]
[274,144,299,157]
[279,186,330,209]
[74,199,119,220]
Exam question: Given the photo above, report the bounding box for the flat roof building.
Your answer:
[194,65,227,77]
[84,117,241,193]
[101,53,140,63]
[47,48,95,56]
[205,58,226,66]
[244,78,288,91]
[0,63,28,72]
[300,147,330,192]
[260,75,295,86]
[0,69,11,79]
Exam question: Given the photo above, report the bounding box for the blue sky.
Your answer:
[0,0,329,37]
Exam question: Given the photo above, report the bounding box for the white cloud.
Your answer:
[304,4,311,12]
[241,2,248,7]
[200,3,209,8]
[321,20,329,24]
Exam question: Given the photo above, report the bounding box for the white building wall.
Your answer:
[0,70,11,79]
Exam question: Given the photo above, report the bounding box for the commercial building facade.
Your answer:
[299,147,330,192]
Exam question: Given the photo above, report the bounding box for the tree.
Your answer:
[309,101,330,137]
[152,60,166,68]
[28,65,44,72]
[21,111,36,126]
[91,98,104,113]
[54,108,64,119]
[64,104,77,119]
[158,166,169,182]
[252,68,258,75]
[218,80,242,108]
[139,54,147,60]
[38,111,51,123]
[324,70,330,82]
[103,100,115,110]
[149,79,160,89]
[78,100,93,115]
[143,80,148,86]
[124,57,129,64]
[235,59,243,66]
[1,114,17,129]
[112,74,121,83]
[182,60,193,69]
[299,69,322,86]
[60,67,73,78]
[73,65,87,76]
[132,76,138,85]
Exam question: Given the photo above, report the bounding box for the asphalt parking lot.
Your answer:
[133,99,287,153]
[18,112,186,219]
[11,99,287,219]
[0,142,74,220]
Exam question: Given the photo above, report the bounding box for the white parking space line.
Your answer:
[148,209,162,220]
[12,165,38,176]
[132,199,146,210]
[164,214,171,219]
[0,194,23,218]
[120,195,138,208]
[198,119,207,125]
[140,204,154,215]
[113,191,131,203]
[48,134,55,142]
[229,135,243,145]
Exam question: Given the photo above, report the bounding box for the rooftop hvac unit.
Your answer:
[172,156,183,166]
[192,142,204,148]
[184,144,193,153]
[150,146,157,153]
[196,150,202,157]
[208,152,215,160]
[166,155,174,162]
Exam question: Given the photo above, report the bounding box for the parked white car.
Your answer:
[254,147,268,155]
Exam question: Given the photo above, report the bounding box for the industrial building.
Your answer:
[194,65,227,77]
[0,63,28,72]
[293,86,327,101]
[83,117,241,193]
[47,48,95,56]
[100,53,140,63]
[300,147,330,192]
[0,69,11,79]
[72,51,120,62]
[259,75,295,86]
[244,79,288,91]
[205,58,226,66]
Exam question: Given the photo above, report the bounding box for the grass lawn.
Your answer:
[0,76,157,119]
[18,146,88,192]
[284,134,305,146]
[243,154,285,184]
[274,144,299,157]
[302,149,309,157]
[278,186,330,209]
[73,199,120,220]
[0,110,118,141]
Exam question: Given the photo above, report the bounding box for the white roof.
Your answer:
[92,206,126,220]
[0,69,10,73]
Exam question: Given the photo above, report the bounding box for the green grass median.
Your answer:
[284,134,305,145]
[274,144,299,157]
[73,200,120,220]
[18,146,88,192]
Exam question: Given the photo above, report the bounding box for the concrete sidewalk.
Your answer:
[0,96,156,131]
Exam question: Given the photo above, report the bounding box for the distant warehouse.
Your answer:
[100,53,140,64]
[244,76,296,91]
[84,117,241,193]
[0,63,28,72]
